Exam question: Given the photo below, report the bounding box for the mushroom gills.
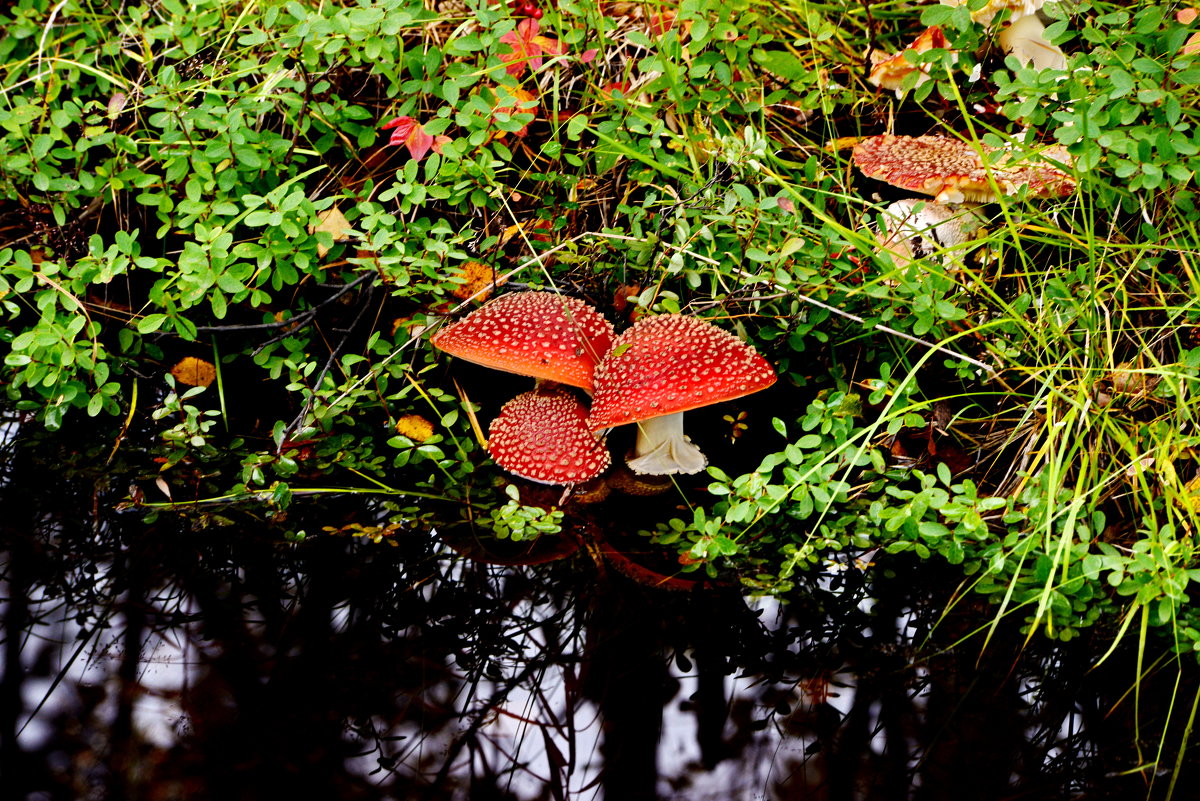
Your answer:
[875,199,983,270]
[626,413,709,475]
[998,15,1066,71]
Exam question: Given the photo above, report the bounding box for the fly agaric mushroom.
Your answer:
[488,387,611,484]
[852,134,1075,204]
[868,26,951,97]
[431,291,614,392]
[587,315,777,475]
[874,198,984,270]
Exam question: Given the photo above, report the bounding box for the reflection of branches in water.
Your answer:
[2,417,1200,800]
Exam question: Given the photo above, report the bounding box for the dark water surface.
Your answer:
[1,430,1197,801]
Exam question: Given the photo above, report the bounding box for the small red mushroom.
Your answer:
[587,315,777,475]
[431,291,615,392]
[488,387,611,485]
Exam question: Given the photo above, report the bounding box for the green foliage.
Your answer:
[484,485,565,541]
[997,1,1200,210]
[5,0,1200,665]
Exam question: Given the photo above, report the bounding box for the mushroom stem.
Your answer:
[627,413,708,475]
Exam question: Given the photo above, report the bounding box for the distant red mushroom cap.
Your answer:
[852,134,1075,203]
[431,291,614,392]
[586,315,777,431]
[488,387,612,485]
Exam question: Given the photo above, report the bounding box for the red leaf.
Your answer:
[598,81,631,101]
[406,127,435,161]
[382,116,414,132]
[381,116,446,162]
[383,116,418,146]
[498,18,564,76]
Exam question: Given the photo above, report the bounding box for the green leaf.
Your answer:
[751,50,807,81]
[137,314,168,334]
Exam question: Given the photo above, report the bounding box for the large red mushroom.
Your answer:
[586,315,777,475]
[488,386,611,484]
[431,291,615,392]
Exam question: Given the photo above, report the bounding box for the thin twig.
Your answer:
[194,273,371,335]
[280,288,377,449]
[793,290,996,375]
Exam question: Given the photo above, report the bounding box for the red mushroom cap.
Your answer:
[431,291,614,392]
[586,315,777,431]
[852,134,1075,203]
[488,387,611,485]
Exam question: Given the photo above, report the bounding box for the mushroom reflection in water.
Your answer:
[586,315,777,476]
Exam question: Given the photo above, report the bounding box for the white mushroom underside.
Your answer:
[626,413,709,475]
[875,199,983,269]
[998,15,1067,71]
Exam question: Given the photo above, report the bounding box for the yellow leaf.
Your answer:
[170,356,216,388]
[309,205,354,257]
[395,414,434,443]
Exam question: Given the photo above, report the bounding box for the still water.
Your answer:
[1,439,1195,800]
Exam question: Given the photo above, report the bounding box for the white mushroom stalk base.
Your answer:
[626,413,709,475]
